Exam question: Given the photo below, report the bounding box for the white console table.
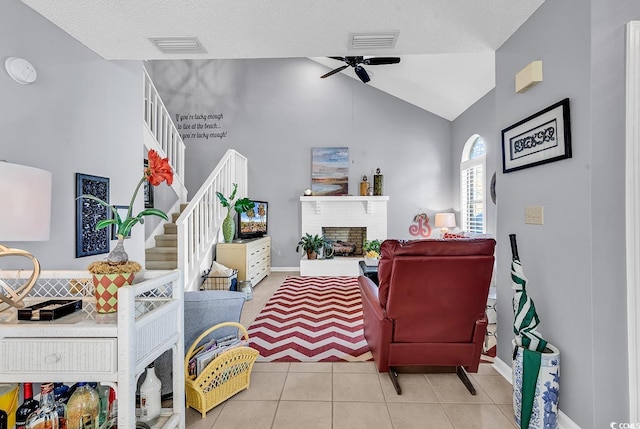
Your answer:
[0,270,185,428]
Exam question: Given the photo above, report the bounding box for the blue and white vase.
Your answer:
[512,340,560,429]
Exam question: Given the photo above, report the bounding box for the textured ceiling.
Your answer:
[20,0,544,120]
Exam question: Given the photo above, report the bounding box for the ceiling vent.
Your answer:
[149,37,207,54]
[349,32,399,50]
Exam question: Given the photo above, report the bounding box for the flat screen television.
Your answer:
[237,200,268,240]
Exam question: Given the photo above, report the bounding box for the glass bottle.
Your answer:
[15,383,39,429]
[139,363,161,426]
[25,382,59,429]
[65,382,100,429]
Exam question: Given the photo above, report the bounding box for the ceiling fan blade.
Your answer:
[327,56,346,62]
[354,65,370,83]
[364,57,401,65]
[320,65,349,79]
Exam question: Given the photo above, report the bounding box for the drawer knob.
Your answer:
[45,353,61,364]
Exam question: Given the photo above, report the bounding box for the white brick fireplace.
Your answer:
[299,196,389,276]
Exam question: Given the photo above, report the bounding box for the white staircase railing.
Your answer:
[143,67,187,200]
[176,149,248,291]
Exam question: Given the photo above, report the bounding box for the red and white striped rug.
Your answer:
[248,276,373,362]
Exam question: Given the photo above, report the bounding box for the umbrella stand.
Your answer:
[509,234,560,429]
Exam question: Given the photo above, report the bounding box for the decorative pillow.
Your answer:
[443,232,468,239]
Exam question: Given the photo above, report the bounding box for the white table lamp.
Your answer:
[435,213,456,238]
[0,161,52,311]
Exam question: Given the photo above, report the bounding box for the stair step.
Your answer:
[171,212,181,222]
[146,247,177,261]
[146,260,178,270]
[155,234,177,247]
[180,203,189,212]
[164,223,177,234]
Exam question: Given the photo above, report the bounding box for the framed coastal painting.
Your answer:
[501,98,572,173]
[75,173,110,257]
[311,147,349,195]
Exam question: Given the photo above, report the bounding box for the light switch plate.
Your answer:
[525,206,544,225]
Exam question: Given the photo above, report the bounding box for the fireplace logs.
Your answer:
[332,241,357,256]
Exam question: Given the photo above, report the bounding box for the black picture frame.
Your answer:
[111,205,131,240]
[75,173,110,258]
[501,98,572,173]
[144,159,154,208]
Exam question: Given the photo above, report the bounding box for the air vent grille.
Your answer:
[149,37,207,54]
[350,33,399,50]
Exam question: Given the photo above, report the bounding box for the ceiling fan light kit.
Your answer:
[320,56,401,83]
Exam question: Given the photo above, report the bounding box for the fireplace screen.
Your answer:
[322,227,366,256]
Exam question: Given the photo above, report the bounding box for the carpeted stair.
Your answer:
[145,203,187,270]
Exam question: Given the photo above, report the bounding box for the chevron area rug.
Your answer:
[248,276,373,362]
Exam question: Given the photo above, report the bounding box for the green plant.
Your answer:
[216,183,254,214]
[363,239,382,254]
[80,149,173,268]
[296,233,330,256]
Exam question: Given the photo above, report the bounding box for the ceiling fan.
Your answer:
[320,56,401,83]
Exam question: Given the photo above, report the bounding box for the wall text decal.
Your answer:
[175,112,227,141]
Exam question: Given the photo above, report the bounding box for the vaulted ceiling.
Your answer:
[21,0,544,120]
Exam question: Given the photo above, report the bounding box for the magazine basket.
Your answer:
[185,321,259,418]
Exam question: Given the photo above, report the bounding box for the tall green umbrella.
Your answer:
[510,234,548,429]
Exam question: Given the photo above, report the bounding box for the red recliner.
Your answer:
[358,238,496,395]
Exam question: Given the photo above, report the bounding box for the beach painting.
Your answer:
[311,147,349,195]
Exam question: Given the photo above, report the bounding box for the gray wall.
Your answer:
[0,0,145,270]
[491,0,640,426]
[147,59,453,268]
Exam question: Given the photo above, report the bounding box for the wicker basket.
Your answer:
[201,269,238,291]
[185,321,259,418]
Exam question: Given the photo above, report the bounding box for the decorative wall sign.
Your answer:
[143,159,154,208]
[76,173,110,258]
[111,205,131,240]
[501,98,572,173]
[409,212,432,238]
[311,147,349,195]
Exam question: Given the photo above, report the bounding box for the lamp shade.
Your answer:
[434,213,456,228]
[0,161,52,241]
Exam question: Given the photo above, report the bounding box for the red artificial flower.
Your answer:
[146,149,173,186]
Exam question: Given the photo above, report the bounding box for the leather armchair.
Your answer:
[358,238,496,395]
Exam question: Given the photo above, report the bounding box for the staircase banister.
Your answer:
[175,149,248,225]
[143,66,187,182]
[175,148,248,291]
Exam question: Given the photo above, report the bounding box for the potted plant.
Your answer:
[296,233,329,260]
[80,149,174,313]
[363,239,383,266]
[216,183,254,243]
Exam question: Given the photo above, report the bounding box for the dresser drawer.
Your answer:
[0,338,117,374]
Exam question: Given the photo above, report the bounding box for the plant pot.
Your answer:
[306,250,318,260]
[222,211,235,243]
[512,339,560,429]
[92,272,136,313]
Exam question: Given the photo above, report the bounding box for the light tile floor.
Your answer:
[186,272,516,429]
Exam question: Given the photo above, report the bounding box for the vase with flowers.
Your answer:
[81,149,173,313]
[216,183,254,243]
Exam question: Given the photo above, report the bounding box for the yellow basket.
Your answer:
[185,321,259,418]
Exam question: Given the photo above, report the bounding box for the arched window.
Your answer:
[460,135,486,234]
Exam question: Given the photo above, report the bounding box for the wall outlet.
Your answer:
[525,206,544,225]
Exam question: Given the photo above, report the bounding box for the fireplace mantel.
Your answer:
[299,196,389,214]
